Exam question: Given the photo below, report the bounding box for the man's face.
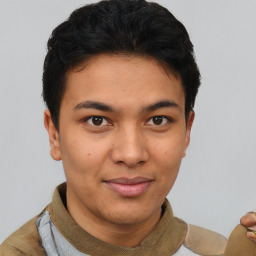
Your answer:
[45,54,193,227]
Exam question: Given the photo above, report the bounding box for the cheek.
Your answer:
[59,132,106,179]
[159,150,181,183]
[152,133,186,164]
[155,156,181,199]
[150,134,185,189]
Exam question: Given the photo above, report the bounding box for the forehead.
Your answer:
[62,54,185,112]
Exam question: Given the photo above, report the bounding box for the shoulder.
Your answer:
[183,224,227,256]
[223,224,256,256]
[0,213,47,256]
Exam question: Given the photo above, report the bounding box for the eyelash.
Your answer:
[146,116,173,126]
[82,115,173,127]
[83,116,112,127]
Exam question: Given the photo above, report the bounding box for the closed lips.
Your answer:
[104,177,153,197]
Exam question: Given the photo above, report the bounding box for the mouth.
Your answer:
[103,177,153,197]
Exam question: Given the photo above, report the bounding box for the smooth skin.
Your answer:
[44,54,256,247]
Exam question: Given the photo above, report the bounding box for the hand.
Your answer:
[240,211,256,243]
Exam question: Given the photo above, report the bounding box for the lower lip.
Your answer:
[105,181,151,197]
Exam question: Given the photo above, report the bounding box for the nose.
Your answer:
[110,126,149,167]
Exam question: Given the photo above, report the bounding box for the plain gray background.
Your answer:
[0,0,255,243]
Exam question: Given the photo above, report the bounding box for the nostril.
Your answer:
[138,160,146,165]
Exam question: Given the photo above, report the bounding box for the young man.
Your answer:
[1,0,256,255]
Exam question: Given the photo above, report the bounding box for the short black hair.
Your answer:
[43,0,200,130]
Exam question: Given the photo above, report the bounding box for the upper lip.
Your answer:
[104,177,153,185]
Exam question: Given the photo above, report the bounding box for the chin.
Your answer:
[101,200,159,226]
[106,211,149,226]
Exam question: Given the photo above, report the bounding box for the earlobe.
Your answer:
[183,111,195,157]
[44,109,62,161]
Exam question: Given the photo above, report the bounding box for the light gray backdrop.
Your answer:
[0,0,255,243]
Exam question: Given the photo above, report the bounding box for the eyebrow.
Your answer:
[73,101,114,112]
[142,100,180,112]
[73,100,180,113]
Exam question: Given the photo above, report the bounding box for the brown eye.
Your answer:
[91,117,103,126]
[86,116,109,126]
[152,116,163,125]
[146,116,170,126]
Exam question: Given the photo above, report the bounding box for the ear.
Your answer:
[183,111,195,157]
[44,109,61,161]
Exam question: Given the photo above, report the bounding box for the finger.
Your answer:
[240,212,256,227]
[247,225,256,231]
[247,230,256,243]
